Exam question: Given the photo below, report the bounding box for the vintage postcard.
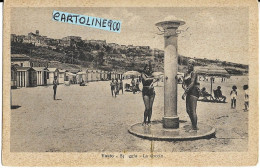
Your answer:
[2,0,258,166]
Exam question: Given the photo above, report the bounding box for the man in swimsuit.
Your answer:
[53,76,58,100]
[110,78,116,97]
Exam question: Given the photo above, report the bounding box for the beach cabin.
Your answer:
[100,71,105,80]
[32,67,48,86]
[77,71,87,83]
[16,67,37,87]
[99,71,103,80]
[104,71,108,80]
[111,72,116,79]
[117,73,122,80]
[11,65,17,89]
[65,72,77,84]
[96,70,101,81]
[92,70,97,81]
[58,69,66,84]
[107,72,111,80]
[47,68,59,85]
[87,70,92,82]
[69,69,80,84]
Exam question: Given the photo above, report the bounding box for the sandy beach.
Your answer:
[11,76,248,152]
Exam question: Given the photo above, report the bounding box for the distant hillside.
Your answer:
[11,41,248,75]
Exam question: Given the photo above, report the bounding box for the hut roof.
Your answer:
[58,69,66,73]
[66,72,77,76]
[47,68,57,72]
[77,71,87,75]
[69,69,80,74]
[32,67,47,71]
[16,67,34,71]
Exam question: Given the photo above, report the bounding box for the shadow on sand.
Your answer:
[11,105,21,109]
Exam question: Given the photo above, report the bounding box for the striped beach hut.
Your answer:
[58,69,66,84]
[16,67,37,87]
[92,70,97,81]
[32,67,48,86]
[77,71,88,83]
[96,70,101,81]
[11,65,17,89]
[87,69,93,82]
[103,71,108,80]
[111,72,116,79]
[100,71,105,80]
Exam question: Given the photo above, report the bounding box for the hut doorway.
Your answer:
[28,68,37,87]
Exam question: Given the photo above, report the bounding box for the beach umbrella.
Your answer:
[123,71,141,78]
[195,66,230,97]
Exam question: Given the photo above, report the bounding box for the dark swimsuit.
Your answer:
[142,74,155,97]
[183,72,200,98]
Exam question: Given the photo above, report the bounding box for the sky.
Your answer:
[11,7,249,64]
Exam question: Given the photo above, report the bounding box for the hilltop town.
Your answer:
[11,30,248,75]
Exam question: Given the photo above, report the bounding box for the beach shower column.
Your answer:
[156,20,185,128]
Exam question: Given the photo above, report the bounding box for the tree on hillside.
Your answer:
[97,51,105,66]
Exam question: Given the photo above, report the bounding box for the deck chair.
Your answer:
[125,83,131,92]
[199,91,215,101]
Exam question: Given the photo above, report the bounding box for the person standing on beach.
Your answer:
[110,78,116,97]
[53,76,58,100]
[136,79,140,91]
[141,62,158,126]
[131,77,136,94]
[182,59,200,131]
[243,85,249,111]
[115,78,119,96]
[119,79,123,94]
[230,85,238,109]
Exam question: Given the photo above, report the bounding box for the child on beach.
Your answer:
[243,85,249,111]
[230,85,237,109]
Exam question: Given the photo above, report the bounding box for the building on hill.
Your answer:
[62,36,82,42]
[11,34,16,42]
[84,39,106,45]
[60,36,82,47]
[21,30,49,47]
[140,46,150,50]
[11,34,26,43]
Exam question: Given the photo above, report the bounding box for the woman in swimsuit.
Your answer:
[141,62,158,126]
[182,59,200,130]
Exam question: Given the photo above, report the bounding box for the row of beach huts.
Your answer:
[11,65,124,89]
